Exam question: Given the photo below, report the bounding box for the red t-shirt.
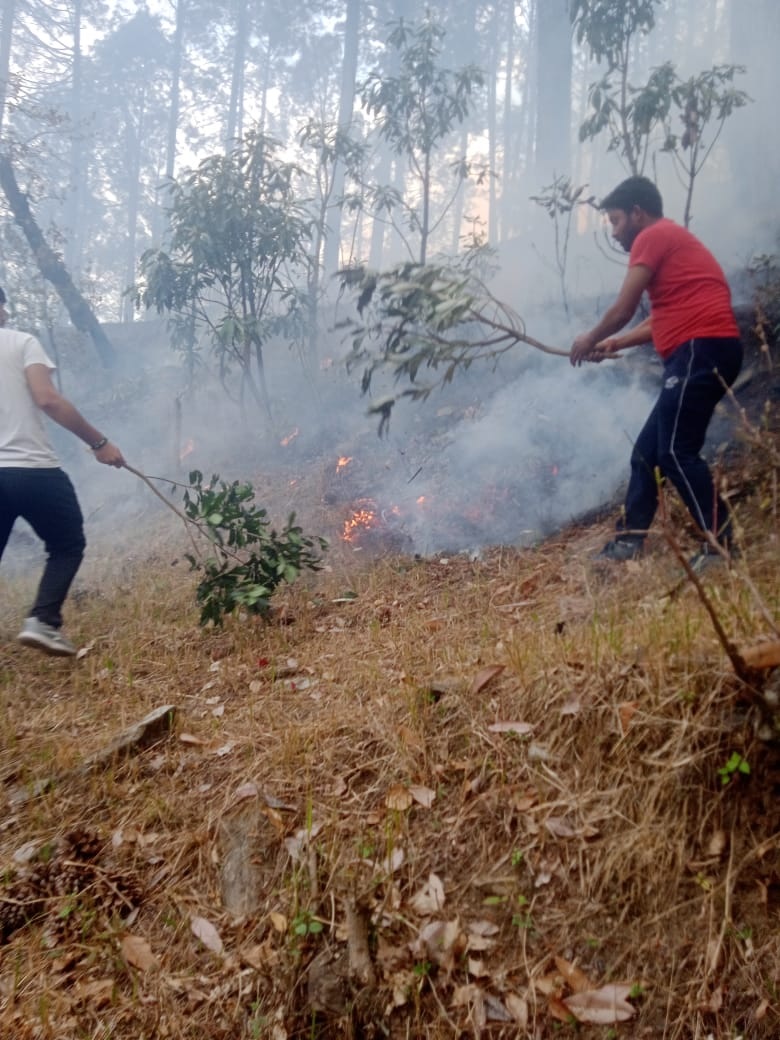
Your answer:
[629,218,739,359]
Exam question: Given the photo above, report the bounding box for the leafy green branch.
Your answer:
[127,465,327,626]
[336,259,567,435]
[179,471,327,626]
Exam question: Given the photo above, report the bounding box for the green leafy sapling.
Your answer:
[181,470,327,626]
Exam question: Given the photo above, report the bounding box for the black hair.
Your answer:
[600,176,663,218]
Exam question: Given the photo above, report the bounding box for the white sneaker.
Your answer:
[17,617,77,657]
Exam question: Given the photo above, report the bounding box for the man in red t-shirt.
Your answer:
[570,175,742,564]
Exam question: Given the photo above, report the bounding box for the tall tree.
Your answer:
[63,0,82,272]
[321,0,361,275]
[136,131,312,420]
[225,0,248,147]
[0,0,15,133]
[534,0,573,182]
[0,154,115,364]
[87,10,171,319]
[728,0,780,216]
[359,12,484,263]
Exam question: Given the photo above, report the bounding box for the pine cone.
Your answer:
[0,872,47,942]
[61,827,104,863]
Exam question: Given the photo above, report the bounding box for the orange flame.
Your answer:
[180,437,195,461]
[416,495,427,506]
[342,503,378,542]
[280,427,299,447]
[336,456,353,471]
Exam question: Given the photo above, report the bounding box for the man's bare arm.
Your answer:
[25,364,125,467]
[570,264,653,366]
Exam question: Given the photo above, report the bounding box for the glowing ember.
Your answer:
[336,456,353,471]
[342,502,378,542]
[551,465,559,477]
[416,495,427,506]
[180,437,195,461]
[280,427,299,447]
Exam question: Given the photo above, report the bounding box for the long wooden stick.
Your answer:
[123,463,191,525]
[123,464,246,567]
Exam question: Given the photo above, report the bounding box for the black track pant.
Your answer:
[618,337,743,545]
[0,467,86,628]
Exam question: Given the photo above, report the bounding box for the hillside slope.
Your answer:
[0,327,778,1039]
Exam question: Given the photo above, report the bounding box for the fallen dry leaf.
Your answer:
[549,995,574,1022]
[470,664,505,695]
[120,934,159,972]
[409,872,445,915]
[367,846,405,874]
[241,940,278,971]
[451,983,486,1029]
[553,956,593,993]
[409,784,436,808]
[699,984,723,1014]
[284,821,324,860]
[618,701,639,734]
[534,973,564,997]
[413,919,464,970]
[741,639,780,669]
[484,992,513,1022]
[563,983,636,1024]
[707,829,727,857]
[754,998,769,1022]
[190,915,224,956]
[544,816,578,839]
[398,725,425,752]
[504,992,529,1027]
[385,784,413,811]
[74,978,115,1007]
[269,911,287,933]
[75,640,96,660]
[466,919,500,953]
[231,782,259,803]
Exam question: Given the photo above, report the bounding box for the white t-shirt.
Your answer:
[0,329,60,467]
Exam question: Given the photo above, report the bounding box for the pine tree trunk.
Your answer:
[322,0,360,276]
[0,154,115,365]
[225,0,248,147]
[65,0,83,273]
[534,0,572,182]
[0,0,14,133]
[165,0,185,181]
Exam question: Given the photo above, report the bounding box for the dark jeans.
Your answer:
[619,337,743,545]
[0,467,86,628]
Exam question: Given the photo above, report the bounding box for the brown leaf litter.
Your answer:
[1,401,780,1039]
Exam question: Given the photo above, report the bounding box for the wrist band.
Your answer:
[90,436,108,451]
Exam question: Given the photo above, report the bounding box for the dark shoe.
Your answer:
[596,537,643,562]
[17,617,77,657]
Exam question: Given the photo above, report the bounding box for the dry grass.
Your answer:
[1,424,779,1040]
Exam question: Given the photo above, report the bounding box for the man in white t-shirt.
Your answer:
[0,287,125,656]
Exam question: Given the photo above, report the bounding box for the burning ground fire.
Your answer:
[340,497,411,552]
[328,448,562,554]
[342,499,378,543]
[280,427,299,447]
